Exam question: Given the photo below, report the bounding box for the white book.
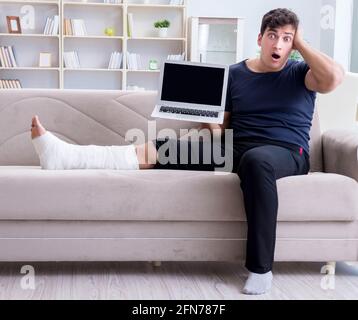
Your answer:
[63,53,67,68]
[74,51,80,68]
[126,52,131,69]
[127,13,134,37]
[108,52,114,69]
[70,51,76,69]
[7,79,13,89]
[80,20,85,36]
[71,52,76,68]
[69,52,74,68]
[71,20,76,36]
[49,17,54,35]
[75,20,80,36]
[118,52,123,68]
[44,17,50,34]
[113,52,119,69]
[0,47,7,67]
[2,47,10,67]
[129,53,134,69]
[132,54,138,70]
[137,54,142,70]
[4,47,12,67]
[72,20,77,36]
[8,46,17,68]
[111,52,118,69]
[82,20,88,36]
[66,52,73,68]
[64,52,70,68]
[52,15,59,35]
[65,52,71,68]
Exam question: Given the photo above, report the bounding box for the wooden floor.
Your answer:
[0,261,357,300]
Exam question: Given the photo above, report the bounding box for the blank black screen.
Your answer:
[161,63,225,106]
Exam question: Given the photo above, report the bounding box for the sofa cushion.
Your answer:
[0,166,356,222]
[0,90,323,171]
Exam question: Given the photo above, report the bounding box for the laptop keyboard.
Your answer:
[159,106,219,118]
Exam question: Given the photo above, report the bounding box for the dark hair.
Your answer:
[260,8,299,35]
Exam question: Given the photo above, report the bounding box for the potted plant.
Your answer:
[154,19,170,37]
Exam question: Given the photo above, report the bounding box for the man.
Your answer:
[31,8,344,295]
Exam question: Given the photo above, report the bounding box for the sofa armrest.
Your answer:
[322,129,358,182]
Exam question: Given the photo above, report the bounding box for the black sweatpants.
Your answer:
[154,137,310,274]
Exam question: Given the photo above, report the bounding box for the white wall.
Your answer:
[187,0,323,59]
[351,0,358,72]
[333,0,353,70]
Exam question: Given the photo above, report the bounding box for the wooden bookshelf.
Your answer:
[0,0,187,90]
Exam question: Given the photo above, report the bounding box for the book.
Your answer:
[68,19,73,36]
[109,52,123,69]
[8,46,18,67]
[44,17,50,34]
[167,52,185,61]
[0,47,7,67]
[127,13,134,37]
[170,0,183,5]
[52,15,59,35]
[4,47,12,67]
[74,51,81,68]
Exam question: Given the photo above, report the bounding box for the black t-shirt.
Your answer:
[225,59,317,154]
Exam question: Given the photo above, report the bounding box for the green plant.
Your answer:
[289,50,303,61]
[154,19,170,29]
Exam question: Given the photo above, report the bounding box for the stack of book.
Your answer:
[63,19,88,36]
[63,51,81,68]
[0,79,22,89]
[0,46,18,68]
[126,52,143,70]
[108,51,123,69]
[167,53,185,61]
[43,15,59,35]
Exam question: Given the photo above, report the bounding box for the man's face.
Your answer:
[258,25,296,71]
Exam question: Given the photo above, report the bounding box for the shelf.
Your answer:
[64,68,124,72]
[63,1,123,7]
[126,69,160,73]
[0,33,59,38]
[63,35,124,39]
[0,67,60,70]
[1,0,187,90]
[0,0,59,4]
[127,4,185,9]
[128,37,186,41]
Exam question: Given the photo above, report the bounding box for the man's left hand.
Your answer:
[293,28,305,51]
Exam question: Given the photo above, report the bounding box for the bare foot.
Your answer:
[31,115,47,139]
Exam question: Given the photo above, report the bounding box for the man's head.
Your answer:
[258,8,300,71]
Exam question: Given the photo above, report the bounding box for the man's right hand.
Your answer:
[199,112,231,136]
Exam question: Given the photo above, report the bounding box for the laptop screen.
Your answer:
[161,63,226,107]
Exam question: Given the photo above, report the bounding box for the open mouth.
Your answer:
[271,53,281,60]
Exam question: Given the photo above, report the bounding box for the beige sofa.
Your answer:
[0,89,357,271]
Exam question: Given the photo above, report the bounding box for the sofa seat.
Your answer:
[0,166,357,222]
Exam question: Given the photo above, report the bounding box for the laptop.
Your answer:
[151,60,229,124]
